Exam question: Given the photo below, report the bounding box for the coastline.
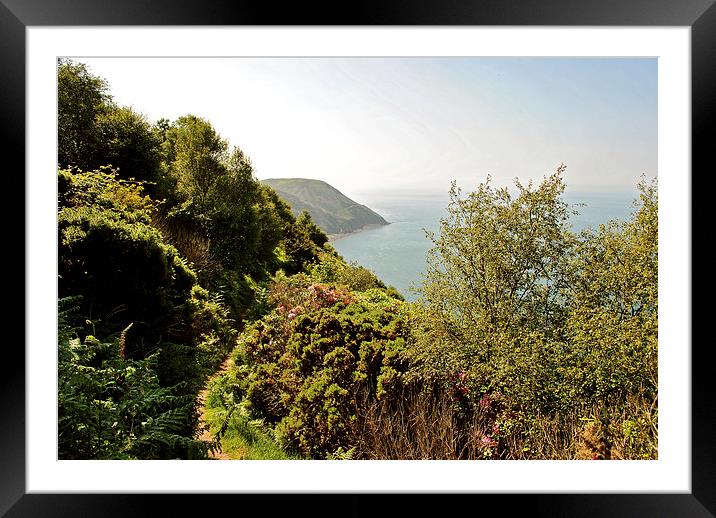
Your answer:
[327,223,388,243]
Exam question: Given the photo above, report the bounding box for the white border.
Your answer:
[26,27,691,493]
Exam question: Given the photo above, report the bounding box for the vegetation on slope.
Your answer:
[57,59,658,461]
[261,178,389,235]
[56,59,327,459]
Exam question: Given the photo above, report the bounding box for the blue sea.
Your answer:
[331,191,638,301]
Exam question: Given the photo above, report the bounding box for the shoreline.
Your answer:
[327,222,389,243]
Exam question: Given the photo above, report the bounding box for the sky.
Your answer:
[78,57,657,200]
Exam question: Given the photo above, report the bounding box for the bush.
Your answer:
[406,171,658,459]
[58,168,236,365]
[59,169,197,353]
[308,251,403,298]
[237,276,409,458]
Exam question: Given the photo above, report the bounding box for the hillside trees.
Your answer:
[58,59,110,171]
[412,166,658,459]
[418,165,574,378]
[157,116,326,319]
[96,106,163,185]
[56,59,336,460]
[58,60,162,185]
[56,60,335,459]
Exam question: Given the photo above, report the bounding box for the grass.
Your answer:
[203,404,298,460]
[202,353,300,460]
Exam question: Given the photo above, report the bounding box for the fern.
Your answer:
[58,303,212,459]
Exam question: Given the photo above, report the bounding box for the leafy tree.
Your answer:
[566,177,658,404]
[160,119,283,274]
[410,168,658,459]
[58,60,163,185]
[162,115,229,210]
[296,210,328,248]
[96,106,163,184]
[418,165,574,372]
[57,59,110,170]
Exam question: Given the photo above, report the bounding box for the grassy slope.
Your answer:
[203,404,298,460]
[261,178,388,235]
[202,349,299,460]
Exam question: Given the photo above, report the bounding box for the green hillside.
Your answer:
[261,178,389,235]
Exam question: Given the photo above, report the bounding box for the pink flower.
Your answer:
[480,435,497,447]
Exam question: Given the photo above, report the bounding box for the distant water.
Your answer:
[331,191,638,301]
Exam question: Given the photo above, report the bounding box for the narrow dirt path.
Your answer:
[197,354,235,460]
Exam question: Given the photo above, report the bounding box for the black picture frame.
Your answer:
[4,0,711,515]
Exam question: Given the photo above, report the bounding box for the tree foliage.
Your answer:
[419,165,574,370]
[566,177,658,403]
[58,60,162,184]
[412,167,658,459]
[57,59,110,171]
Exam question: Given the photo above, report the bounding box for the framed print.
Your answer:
[5,0,712,515]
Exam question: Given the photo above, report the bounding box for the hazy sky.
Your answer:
[78,57,657,199]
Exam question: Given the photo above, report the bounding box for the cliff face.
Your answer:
[261,178,389,235]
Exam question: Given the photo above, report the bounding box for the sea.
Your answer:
[331,191,639,301]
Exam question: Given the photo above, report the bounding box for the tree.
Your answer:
[418,165,575,369]
[57,59,110,170]
[96,106,163,184]
[566,177,658,403]
[58,59,163,185]
[162,115,229,210]
[296,210,329,248]
[412,168,658,458]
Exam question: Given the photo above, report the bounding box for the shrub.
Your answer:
[308,251,403,298]
[238,277,409,458]
[59,169,197,347]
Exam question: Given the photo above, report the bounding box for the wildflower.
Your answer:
[480,435,497,448]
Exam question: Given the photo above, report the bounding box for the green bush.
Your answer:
[59,168,236,364]
[59,169,197,353]
[238,277,409,458]
[406,171,658,459]
[307,251,403,299]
